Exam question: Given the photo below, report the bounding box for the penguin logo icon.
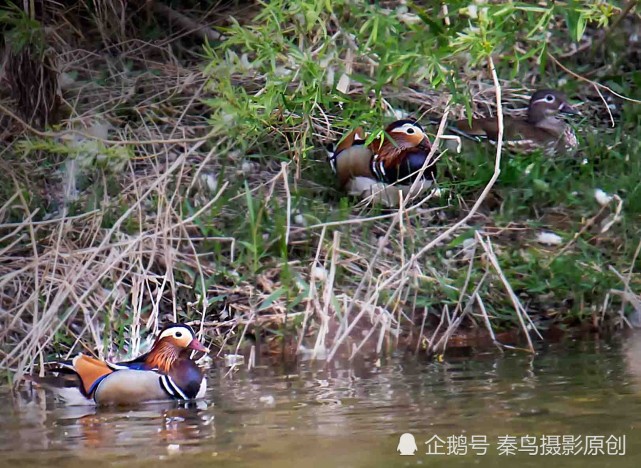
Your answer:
[397,433,417,456]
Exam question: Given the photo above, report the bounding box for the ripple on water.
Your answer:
[3,337,641,467]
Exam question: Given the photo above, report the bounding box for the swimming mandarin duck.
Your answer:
[327,119,438,205]
[31,323,208,406]
[432,89,579,157]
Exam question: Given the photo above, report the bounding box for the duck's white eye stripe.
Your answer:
[391,123,422,134]
[160,326,192,340]
[532,97,556,105]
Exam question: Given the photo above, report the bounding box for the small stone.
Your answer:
[312,265,327,281]
[202,173,218,193]
[294,214,307,226]
[259,395,275,405]
[594,188,613,207]
[336,73,350,94]
[241,161,254,174]
[224,354,245,367]
[167,444,180,455]
[536,232,563,246]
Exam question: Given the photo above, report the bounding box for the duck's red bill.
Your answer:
[188,338,209,352]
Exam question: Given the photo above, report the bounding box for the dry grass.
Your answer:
[1,1,641,384]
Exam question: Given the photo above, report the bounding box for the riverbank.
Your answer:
[1,1,640,380]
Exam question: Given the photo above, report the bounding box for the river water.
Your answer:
[3,335,641,467]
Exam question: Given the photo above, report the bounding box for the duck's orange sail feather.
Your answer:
[335,127,365,154]
[72,355,114,395]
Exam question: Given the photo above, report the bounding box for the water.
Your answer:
[3,336,641,467]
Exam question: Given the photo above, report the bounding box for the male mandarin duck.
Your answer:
[327,119,438,205]
[31,323,208,406]
[433,89,580,157]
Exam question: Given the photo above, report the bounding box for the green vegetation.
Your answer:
[1,1,640,380]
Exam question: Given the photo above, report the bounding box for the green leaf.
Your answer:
[258,287,286,311]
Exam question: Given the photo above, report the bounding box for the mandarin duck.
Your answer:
[31,323,208,406]
[327,119,438,206]
[432,89,580,157]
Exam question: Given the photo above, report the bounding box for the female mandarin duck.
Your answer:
[434,89,579,157]
[327,120,438,205]
[33,323,208,406]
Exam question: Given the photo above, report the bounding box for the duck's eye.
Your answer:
[175,331,183,338]
[545,94,555,103]
[406,128,415,134]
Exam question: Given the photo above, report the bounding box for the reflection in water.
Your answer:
[625,331,641,391]
[5,393,215,464]
[3,337,641,467]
